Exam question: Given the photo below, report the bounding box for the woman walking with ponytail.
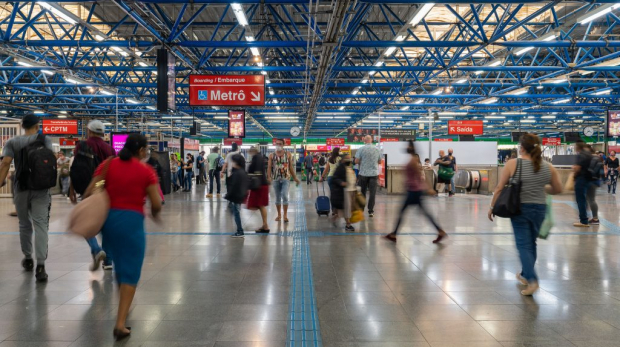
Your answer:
[488,134,562,296]
[84,134,162,340]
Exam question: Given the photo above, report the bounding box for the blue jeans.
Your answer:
[171,171,179,188]
[273,178,290,206]
[86,236,112,265]
[184,171,193,191]
[209,169,221,194]
[574,177,590,224]
[510,204,546,283]
[450,175,456,194]
[230,203,243,233]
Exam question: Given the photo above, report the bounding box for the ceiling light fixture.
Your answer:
[231,3,249,26]
[409,3,435,27]
[384,47,397,56]
[578,3,620,25]
[38,2,77,24]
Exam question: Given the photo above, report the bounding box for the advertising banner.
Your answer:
[608,110,620,137]
[228,110,245,138]
[381,129,416,139]
[346,128,378,142]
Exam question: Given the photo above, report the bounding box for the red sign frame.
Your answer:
[223,138,243,146]
[542,137,561,146]
[326,138,345,146]
[189,74,265,107]
[228,110,246,138]
[42,119,78,135]
[433,138,454,142]
[272,138,291,145]
[448,120,483,135]
[59,138,77,146]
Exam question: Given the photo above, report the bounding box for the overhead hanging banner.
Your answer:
[448,120,484,135]
[326,138,345,146]
[608,110,620,137]
[223,138,243,146]
[228,110,246,138]
[381,129,416,139]
[346,128,378,142]
[189,75,265,107]
[42,119,78,135]
[542,137,561,146]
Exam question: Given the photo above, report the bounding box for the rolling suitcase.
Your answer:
[315,181,331,216]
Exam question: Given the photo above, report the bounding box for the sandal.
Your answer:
[113,327,131,341]
[275,216,281,222]
[284,218,289,223]
[255,228,271,234]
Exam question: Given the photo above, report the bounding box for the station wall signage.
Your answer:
[542,138,561,146]
[326,138,345,146]
[433,138,454,141]
[224,138,243,146]
[189,75,265,107]
[448,120,483,135]
[184,138,200,151]
[42,119,78,135]
[381,129,416,139]
[228,110,246,138]
[59,138,77,146]
[346,128,378,142]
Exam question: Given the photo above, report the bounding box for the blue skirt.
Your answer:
[101,209,146,286]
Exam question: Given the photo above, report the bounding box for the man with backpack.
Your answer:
[69,120,115,270]
[0,114,55,282]
[206,146,223,198]
[573,141,601,227]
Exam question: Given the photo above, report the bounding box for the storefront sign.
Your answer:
[448,120,483,135]
[380,138,399,142]
[42,119,78,135]
[608,110,620,137]
[223,138,243,146]
[184,138,200,151]
[189,75,265,106]
[228,110,245,138]
[272,138,291,145]
[433,138,454,141]
[381,129,416,139]
[326,138,345,146]
[542,137,562,146]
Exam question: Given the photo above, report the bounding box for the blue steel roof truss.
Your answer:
[0,1,618,138]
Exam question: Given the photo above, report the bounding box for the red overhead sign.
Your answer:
[380,138,398,142]
[326,138,345,146]
[542,137,561,146]
[272,138,291,145]
[433,138,454,141]
[223,138,243,146]
[189,75,265,107]
[42,120,78,135]
[59,138,77,146]
[448,120,483,135]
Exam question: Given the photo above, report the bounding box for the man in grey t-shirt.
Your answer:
[355,135,381,217]
[0,115,53,282]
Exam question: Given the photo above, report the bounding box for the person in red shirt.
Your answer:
[84,133,161,340]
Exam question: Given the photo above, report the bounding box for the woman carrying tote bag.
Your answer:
[84,134,162,340]
[488,134,562,296]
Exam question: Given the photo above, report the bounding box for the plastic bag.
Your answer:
[350,210,364,223]
[564,174,574,192]
[539,195,554,240]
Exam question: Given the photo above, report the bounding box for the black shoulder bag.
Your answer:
[492,158,522,218]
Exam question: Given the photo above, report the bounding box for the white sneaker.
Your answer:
[90,251,106,271]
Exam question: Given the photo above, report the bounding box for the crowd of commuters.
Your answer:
[1,114,619,309]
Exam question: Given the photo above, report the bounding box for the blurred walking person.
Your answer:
[385,141,447,243]
[84,134,161,339]
[331,153,356,231]
[225,154,249,238]
[247,147,270,233]
[573,141,594,227]
[206,146,222,198]
[488,134,562,296]
[606,150,618,194]
[320,147,341,216]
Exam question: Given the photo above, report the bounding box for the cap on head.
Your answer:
[87,120,105,134]
[21,114,40,129]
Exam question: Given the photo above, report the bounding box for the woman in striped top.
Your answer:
[488,133,562,296]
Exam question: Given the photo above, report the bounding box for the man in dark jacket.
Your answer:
[225,154,249,238]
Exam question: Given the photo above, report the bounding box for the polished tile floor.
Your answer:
[0,182,618,346]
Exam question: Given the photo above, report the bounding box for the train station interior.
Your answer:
[0,1,619,346]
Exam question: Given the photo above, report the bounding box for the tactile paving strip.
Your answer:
[287,189,323,347]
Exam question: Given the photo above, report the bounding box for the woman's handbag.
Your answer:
[68,159,112,239]
[492,159,522,218]
[248,173,262,190]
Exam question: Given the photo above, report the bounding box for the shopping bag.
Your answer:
[350,209,364,223]
[538,195,554,240]
[68,159,112,238]
[564,174,575,192]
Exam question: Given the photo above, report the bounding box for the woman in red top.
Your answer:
[384,140,447,243]
[85,134,161,340]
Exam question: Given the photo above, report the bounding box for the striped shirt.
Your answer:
[515,159,551,205]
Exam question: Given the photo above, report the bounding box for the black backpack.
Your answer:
[215,155,224,171]
[319,156,326,166]
[588,156,605,181]
[70,141,101,195]
[17,134,57,191]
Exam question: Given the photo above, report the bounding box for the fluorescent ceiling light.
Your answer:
[344,99,352,103]
[17,61,32,67]
[374,61,384,67]
[414,99,424,104]
[521,119,536,123]
[488,60,502,67]
[269,89,275,95]
[60,111,67,114]
[266,79,271,84]
[94,34,105,41]
[361,79,368,84]
[339,106,345,111]
[552,78,566,83]
[101,90,114,95]
[410,3,435,26]
[431,90,442,95]
[384,47,397,56]
[578,4,620,25]
[537,84,544,89]
[256,61,263,67]
[479,97,498,104]
[567,111,583,115]
[261,71,267,75]
[66,78,79,84]
[474,70,484,75]
[334,116,350,119]
[214,116,228,119]
[369,71,376,76]
[57,115,67,118]
[34,110,44,115]
[138,62,148,67]
[41,70,54,75]
[541,115,556,119]
[485,116,505,119]
[38,2,77,24]
[396,35,406,41]
[401,106,410,111]
[127,98,139,104]
[352,89,359,95]
[245,36,255,42]
[594,88,611,95]
[515,34,556,56]
[551,98,571,104]
[231,3,249,26]
[162,116,193,120]
[510,89,528,95]
[146,106,157,110]
[455,79,468,84]
[250,47,260,56]
[265,116,298,120]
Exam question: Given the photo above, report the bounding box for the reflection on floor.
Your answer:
[0,182,618,346]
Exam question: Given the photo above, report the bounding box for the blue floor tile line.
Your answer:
[287,190,322,347]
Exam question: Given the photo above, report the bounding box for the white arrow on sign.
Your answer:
[250,91,261,102]
[44,127,49,132]
[449,127,455,132]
